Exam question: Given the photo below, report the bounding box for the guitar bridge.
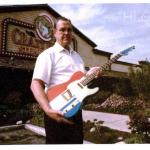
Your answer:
[62,90,73,101]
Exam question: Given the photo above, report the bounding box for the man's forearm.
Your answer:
[30,79,50,113]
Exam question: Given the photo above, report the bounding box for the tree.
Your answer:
[129,60,150,100]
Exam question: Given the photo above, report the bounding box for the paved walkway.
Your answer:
[24,124,93,144]
[82,110,131,133]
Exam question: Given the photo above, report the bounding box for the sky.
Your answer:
[1,1,150,65]
[49,3,150,64]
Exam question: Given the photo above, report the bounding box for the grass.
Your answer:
[83,120,130,144]
[83,120,150,144]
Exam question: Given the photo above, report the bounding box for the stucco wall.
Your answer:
[111,62,140,73]
[73,34,109,68]
[111,63,130,73]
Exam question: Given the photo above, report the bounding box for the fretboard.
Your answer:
[80,46,135,86]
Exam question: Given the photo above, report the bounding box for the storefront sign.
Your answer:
[1,18,55,59]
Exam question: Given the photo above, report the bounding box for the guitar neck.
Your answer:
[80,46,135,86]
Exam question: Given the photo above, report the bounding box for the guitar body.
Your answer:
[47,71,99,118]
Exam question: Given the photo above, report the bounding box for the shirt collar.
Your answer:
[54,42,74,53]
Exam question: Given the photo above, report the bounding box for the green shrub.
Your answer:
[125,134,144,144]
[83,90,112,105]
[83,120,129,144]
[29,103,44,127]
[128,111,150,143]
[114,77,134,96]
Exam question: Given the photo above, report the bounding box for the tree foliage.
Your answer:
[129,60,150,100]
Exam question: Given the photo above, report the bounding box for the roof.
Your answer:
[114,60,140,67]
[0,4,97,47]
[93,48,112,57]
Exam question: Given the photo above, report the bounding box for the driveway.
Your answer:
[82,110,131,133]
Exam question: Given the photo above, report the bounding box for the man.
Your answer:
[30,17,85,144]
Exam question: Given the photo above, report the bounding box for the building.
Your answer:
[0,3,141,126]
[0,4,97,71]
[0,4,141,102]
[0,4,140,74]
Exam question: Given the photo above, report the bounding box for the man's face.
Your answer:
[54,20,73,49]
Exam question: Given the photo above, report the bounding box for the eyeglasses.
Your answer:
[56,28,73,33]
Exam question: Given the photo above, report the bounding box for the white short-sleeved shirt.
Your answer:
[32,42,85,90]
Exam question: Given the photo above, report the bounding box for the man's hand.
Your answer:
[86,66,102,78]
[45,108,74,125]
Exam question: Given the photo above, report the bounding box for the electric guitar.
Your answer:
[47,46,135,118]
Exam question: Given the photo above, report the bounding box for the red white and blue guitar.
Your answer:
[47,46,135,118]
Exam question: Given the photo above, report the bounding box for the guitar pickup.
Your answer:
[77,83,84,89]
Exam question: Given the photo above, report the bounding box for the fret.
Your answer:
[100,65,107,71]
[81,73,96,86]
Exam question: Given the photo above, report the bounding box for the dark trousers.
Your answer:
[44,110,83,144]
